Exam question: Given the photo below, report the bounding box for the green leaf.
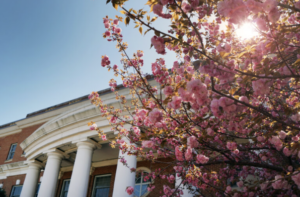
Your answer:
[139,26,143,35]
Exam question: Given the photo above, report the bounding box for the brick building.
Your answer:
[0,86,192,197]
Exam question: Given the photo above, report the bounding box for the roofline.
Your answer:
[0,74,155,130]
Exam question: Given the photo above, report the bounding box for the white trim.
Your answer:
[0,161,28,180]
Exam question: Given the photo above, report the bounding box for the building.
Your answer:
[0,86,192,197]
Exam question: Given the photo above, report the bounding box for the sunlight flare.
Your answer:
[235,22,259,40]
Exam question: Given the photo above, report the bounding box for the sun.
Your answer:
[235,22,259,40]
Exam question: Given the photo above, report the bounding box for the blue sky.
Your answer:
[0,0,176,125]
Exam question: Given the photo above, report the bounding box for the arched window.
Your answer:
[134,167,152,197]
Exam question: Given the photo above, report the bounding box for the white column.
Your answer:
[20,161,42,197]
[112,144,137,197]
[176,174,193,197]
[67,141,95,197]
[38,151,63,197]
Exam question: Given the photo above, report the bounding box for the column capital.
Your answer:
[44,149,65,160]
[25,160,43,169]
[72,138,101,149]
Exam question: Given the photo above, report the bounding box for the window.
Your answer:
[91,174,111,197]
[60,179,70,197]
[134,170,152,197]
[7,144,17,160]
[34,183,40,197]
[10,185,22,197]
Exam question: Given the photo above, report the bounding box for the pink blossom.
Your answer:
[133,127,141,136]
[237,181,243,188]
[272,175,290,190]
[283,147,292,156]
[103,18,109,24]
[268,7,281,23]
[151,36,166,55]
[184,147,193,161]
[90,123,97,130]
[168,96,182,109]
[196,154,209,164]
[153,4,163,16]
[207,128,214,136]
[187,136,199,148]
[260,182,268,190]
[295,1,300,9]
[110,116,117,123]
[226,186,232,192]
[142,141,155,148]
[114,27,122,34]
[163,86,174,96]
[148,108,163,123]
[101,135,107,141]
[185,147,193,161]
[246,0,263,13]
[173,61,180,69]
[113,19,119,25]
[126,186,134,195]
[224,43,231,53]
[263,0,278,13]
[239,96,249,103]
[113,64,118,70]
[137,50,143,57]
[255,18,268,31]
[101,55,110,67]
[104,23,110,28]
[161,0,169,5]
[217,0,249,24]
[175,146,184,161]
[279,130,287,139]
[173,166,183,172]
[186,79,207,95]
[226,141,237,151]
[105,31,111,37]
[191,0,199,7]
[182,2,192,13]
[292,172,300,187]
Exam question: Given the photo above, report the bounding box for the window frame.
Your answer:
[134,167,153,197]
[7,143,17,161]
[10,185,23,197]
[60,179,70,197]
[91,174,112,197]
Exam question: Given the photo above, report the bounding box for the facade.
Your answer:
[0,87,192,197]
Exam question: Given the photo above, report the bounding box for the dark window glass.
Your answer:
[7,144,17,160]
[92,175,111,197]
[34,183,40,197]
[10,186,22,197]
[60,180,70,197]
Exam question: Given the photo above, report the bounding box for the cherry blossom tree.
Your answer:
[89,0,300,196]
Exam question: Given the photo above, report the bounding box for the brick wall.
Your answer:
[0,171,43,197]
[0,123,44,164]
[0,174,25,197]
[137,159,174,197]
[55,159,173,197]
